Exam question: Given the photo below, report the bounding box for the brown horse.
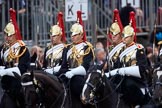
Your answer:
[21,71,90,108]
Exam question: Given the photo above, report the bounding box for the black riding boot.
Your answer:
[70,75,85,100]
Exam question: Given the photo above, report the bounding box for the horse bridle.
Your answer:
[155,81,162,86]
[85,74,124,107]
[22,76,44,108]
[84,75,107,105]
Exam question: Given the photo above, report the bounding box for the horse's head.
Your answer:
[152,68,162,104]
[21,71,44,108]
[81,72,106,105]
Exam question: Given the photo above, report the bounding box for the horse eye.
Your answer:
[90,91,94,98]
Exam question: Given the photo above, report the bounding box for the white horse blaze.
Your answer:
[81,73,92,99]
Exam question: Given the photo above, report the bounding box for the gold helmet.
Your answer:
[50,25,62,36]
[122,25,135,38]
[4,8,22,40]
[110,23,121,36]
[122,11,137,41]
[4,22,15,36]
[110,9,123,36]
[50,12,66,42]
[70,23,83,36]
[70,11,86,41]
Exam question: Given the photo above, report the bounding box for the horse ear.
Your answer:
[13,72,21,81]
[31,70,34,78]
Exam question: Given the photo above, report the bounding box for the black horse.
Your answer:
[21,71,90,108]
[0,74,25,108]
[81,71,130,108]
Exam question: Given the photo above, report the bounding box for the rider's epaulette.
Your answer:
[85,41,93,48]
[109,45,114,51]
[64,43,71,48]
[47,43,52,49]
[18,40,26,46]
[136,43,144,49]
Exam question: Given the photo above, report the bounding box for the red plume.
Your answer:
[113,9,123,31]
[9,8,22,40]
[129,11,136,42]
[77,11,86,42]
[57,12,66,42]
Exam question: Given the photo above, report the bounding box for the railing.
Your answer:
[0,0,162,47]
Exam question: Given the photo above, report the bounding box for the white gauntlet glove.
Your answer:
[65,66,86,78]
[105,66,141,78]
[0,67,21,77]
[105,69,119,77]
[44,66,61,74]
[0,66,5,70]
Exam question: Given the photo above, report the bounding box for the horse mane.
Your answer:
[21,71,63,92]
[34,72,63,90]
[103,74,114,92]
[21,71,66,108]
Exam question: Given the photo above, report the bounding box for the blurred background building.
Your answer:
[0,0,162,49]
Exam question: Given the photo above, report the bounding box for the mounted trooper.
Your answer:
[56,11,94,99]
[44,12,66,74]
[0,8,30,108]
[106,11,150,107]
[102,9,125,72]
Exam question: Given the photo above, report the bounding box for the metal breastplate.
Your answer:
[109,46,124,68]
[67,45,85,68]
[122,49,137,67]
[2,46,21,68]
[46,46,63,68]
[111,47,122,62]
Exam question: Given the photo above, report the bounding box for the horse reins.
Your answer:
[49,76,75,108]
[22,77,45,108]
[155,81,162,86]
[49,82,67,108]
[86,74,124,108]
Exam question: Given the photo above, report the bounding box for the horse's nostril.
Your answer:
[81,96,86,103]
[81,98,88,104]
[81,95,85,101]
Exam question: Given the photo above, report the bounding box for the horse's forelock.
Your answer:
[82,72,101,94]
[91,72,102,80]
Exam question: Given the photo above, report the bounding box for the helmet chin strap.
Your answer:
[8,38,17,46]
[73,40,83,45]
[126,41,135,47]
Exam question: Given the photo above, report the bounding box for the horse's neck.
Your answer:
[36,73,64,105]
[104,77,113,93]
[98,78,119,108]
